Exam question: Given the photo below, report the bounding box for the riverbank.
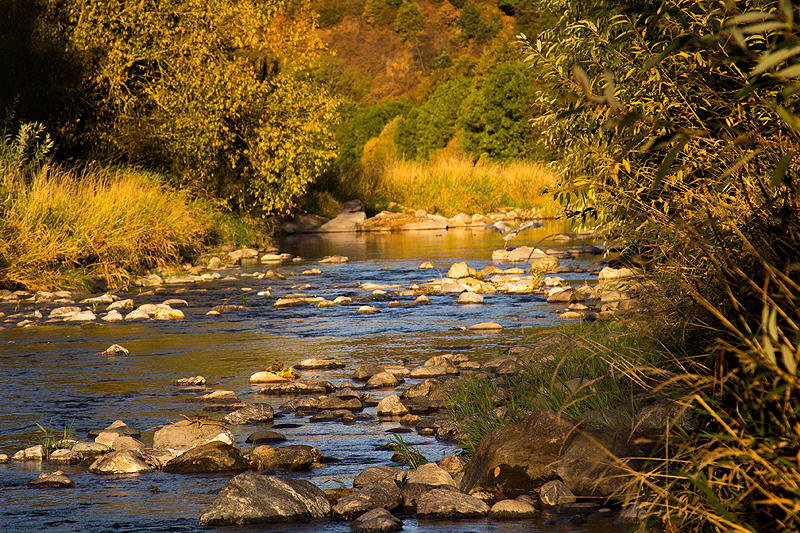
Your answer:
[0,162,270,292]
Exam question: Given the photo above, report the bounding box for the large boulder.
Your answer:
[163,441,247,474]
[459,410,579,496]
[198,473,330,525]
[331,479,402,520]
[416,488,489,519]
[153,420,235,450]
[556,426,657,497]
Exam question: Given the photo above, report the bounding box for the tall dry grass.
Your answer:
[0,163,213,290]
[376,155,559,217]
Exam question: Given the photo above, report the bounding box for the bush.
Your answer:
[520,0,800,530]
[394,1,425,42]
[456,3,502,44]
[394,77,472,160]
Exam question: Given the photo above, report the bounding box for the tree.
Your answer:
[64,0,338,214]
[394,1,425,43]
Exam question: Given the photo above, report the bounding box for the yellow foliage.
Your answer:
[65,0,338,214]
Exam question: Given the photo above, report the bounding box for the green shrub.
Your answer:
[394,1,425,42]
[335,100,411,172]
[456,3,502,43]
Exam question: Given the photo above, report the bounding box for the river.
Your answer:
[0,223,628,533]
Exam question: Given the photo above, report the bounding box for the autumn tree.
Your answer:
[63,0,338,214]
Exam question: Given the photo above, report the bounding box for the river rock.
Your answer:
[365,372,404,389]
[409,365,453,378]
[540,479,576,506]
[353,466,403,487]
[258,379,335,395]
[466,321,503,331]
[546,288,585,303]
[228,248,259,264]
[417,489,489,519]
[225,404,275,424]
[198,473,331,526]
[109,435,145,452]
[49,449,83,464]
[102,310,123,321]
[377,395,409,416]
[456,292,483,304]
[459,410,579,496]
[319,255,349,263]
[414,295,431,305]
[556,426,656,497]
[489,495,539,519]
[186,389,241,404]
[598,266,642,280]
[66,310,96,321]
[72,441,110,455]
[249,371,289,384]
[13,445,45,461]
[402,463,456,487]
[250,445,318,471]
[332,479,402,520]
[28,470,75,488]
[296,357,346,369]
[285,213,330,234]
[447,262,476,279]
[163,441,246,473]
[132,274,163,287]
[318,396,363,411]
[172,375,206,386]
[320,211,367,233]
[49,306,81,319]
[492,246,547,262]
[107,299,134,311]
[97,343,130,356]
[89,449,157,474]
[357,305,379,314]
[351,507,403,533]
[419,261,435,269]
[352,364,386,380]
[246,430,287,444]
[153,419,235,450]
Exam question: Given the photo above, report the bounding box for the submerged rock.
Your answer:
[28,470,75,488]
[198,473,331,526]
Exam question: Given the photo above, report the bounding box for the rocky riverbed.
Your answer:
[0,222,656,533]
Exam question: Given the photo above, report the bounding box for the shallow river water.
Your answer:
[0,223,629,533]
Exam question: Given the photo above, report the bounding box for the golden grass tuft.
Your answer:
[0,163,213,290]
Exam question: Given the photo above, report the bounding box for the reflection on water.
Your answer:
[0,223,625,532]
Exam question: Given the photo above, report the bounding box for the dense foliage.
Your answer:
[521,0,800,530]
[2,0,338,215]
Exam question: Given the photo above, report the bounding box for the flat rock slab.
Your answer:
[89,449,157,474]
[225,404,275,424]
[295,357,346,369]
[199,473,331,526]
[258,379,335,395]
[153,420,235,450]
[417,489,489,519]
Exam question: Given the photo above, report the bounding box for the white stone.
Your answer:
[456,292,484,304]
[66,310,96,322]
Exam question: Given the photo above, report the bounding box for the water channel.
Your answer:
[0,222,629,533]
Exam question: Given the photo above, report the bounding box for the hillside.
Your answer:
[314,0,522,102]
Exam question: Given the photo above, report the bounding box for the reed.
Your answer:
[340,152,559,218]
[0,162,214,290]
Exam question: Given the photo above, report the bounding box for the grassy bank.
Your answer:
[0,161,266,291]
[332,147,559,218]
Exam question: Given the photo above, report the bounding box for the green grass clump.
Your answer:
[447,320,666,458]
